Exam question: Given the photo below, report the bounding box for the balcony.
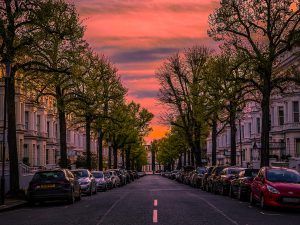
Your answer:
[271,122,300,132]
[24,130,37,137]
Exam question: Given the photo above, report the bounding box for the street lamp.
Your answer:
[1,59,11,205]
[237,109,243,167]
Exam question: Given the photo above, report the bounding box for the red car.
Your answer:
[250,167,300,209]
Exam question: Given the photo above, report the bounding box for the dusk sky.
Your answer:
[73,0,219,142]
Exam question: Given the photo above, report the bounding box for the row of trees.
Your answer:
[0,0,153,195]
[155,0,300,169]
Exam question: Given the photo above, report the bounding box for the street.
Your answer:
[0,175,299,225]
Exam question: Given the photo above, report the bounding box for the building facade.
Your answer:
[206,91,300,171]
[0,81,98,169]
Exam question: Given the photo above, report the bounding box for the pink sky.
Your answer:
[74,0,219,142]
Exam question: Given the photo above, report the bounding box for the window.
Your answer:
[278,106,284,125]
[25,111,29,130]
[256,118,260,134]
[37,115,41,132]
[249,123,252,136]
[47,121,50,137]
[293,101,299,123]
[46,149,49,164]
[23,144,28,158]
[67,130,70,142]
[241,125,244,139]
[296,139,300,157]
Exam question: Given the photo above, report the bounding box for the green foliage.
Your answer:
[75,154,98,170]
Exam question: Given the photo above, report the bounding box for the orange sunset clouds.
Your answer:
[73,0,219,142]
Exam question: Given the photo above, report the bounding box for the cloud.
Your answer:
[111,47,178,63]
[75,0,219,16]
[130,90,158,99]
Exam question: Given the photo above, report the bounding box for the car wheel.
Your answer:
[238,187,244,201]
[68,189,75,204]
[88,186,92,196]
[28,198,35,206]
[75,189,81,201]
[229,186,234,198]
[260,195,268,210]
[212,184,217,194]
[220,186,226,196]
[249,192,256,206]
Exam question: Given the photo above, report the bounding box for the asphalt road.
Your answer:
[0,175,300,225]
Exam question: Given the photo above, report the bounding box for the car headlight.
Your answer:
[266,184,280,194]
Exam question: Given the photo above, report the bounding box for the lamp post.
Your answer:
[239,118,243,167]
[1,59,11,205]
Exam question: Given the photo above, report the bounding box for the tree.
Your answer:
[209,0,300,166]
[24,0,85,168]
[0,0,48,194]
[157,46,212,167]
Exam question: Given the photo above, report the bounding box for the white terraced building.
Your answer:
[206,90,300,171]
[0,78,105,170]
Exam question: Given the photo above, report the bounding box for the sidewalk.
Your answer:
[0,198,27,212]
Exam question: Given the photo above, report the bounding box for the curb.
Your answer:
[0,201,27,213]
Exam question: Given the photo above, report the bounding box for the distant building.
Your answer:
[142,144,162,172]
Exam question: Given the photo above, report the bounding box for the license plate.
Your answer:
[282,198,300,203]
[41,184,55,189]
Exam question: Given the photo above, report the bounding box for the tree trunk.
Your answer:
[113,146,118,169]
[229,102,237,166]
[187,150,191,165]
[6,74,20,194]
[211,119,217,166]
[108,146,112,169]
[177,153,182,169]
[151,147,155,173]
[261,83,271,167]
[193,123,202,167]
[85,117,91,170]
[56,86,68,168]
[125,146,131,170]
[97,128,103,171]
[121,148,125,168]
[183,149,186,166]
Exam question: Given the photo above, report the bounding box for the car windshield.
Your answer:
[33,171,64,181]
[197,168,206,175]
[266,169,300,183]
[215,167,225,174]
[228,168,244,175]
[72,170,88,178]
[92,172,103,178]
[244,169,259,177]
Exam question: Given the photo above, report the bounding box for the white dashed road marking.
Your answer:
[154,199,158,207]
[153,209,158,223]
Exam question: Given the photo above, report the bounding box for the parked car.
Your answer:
[229,168,259,200]
[106,170,121,187]
[110,169,127,186]
[137,171,146,177]
[190,167,207,188]
[71,169,97,196]
[207,166,227,193]
[28,169,81,205]
[170,170,179,180]
[91,171,108,191]
[177,166,195,183]
[213,167,245,195]
[202,166,214,190]
[250,167,300,209]
[127,170,135,181]
[104,171,113,189]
